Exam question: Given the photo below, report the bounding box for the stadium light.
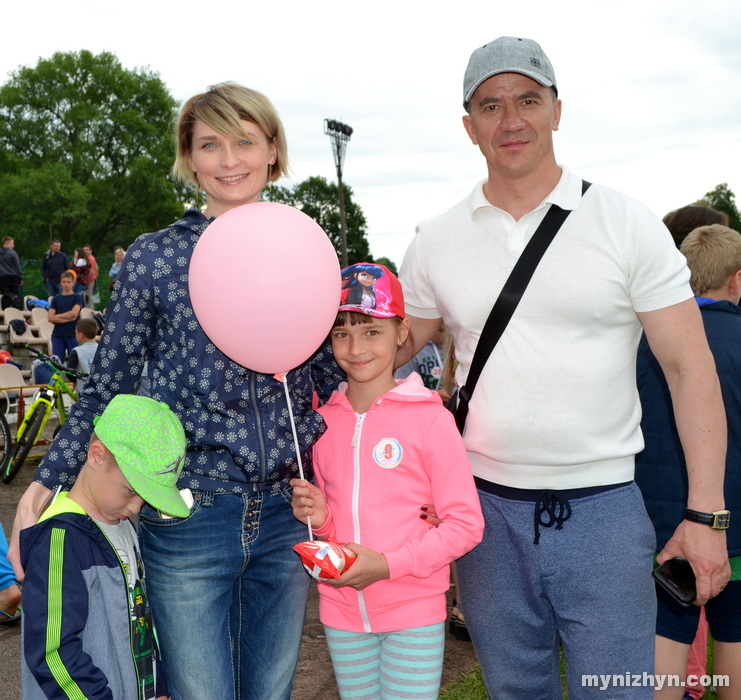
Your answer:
[324,119,354,267]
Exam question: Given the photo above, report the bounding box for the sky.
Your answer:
[4,0,740,267]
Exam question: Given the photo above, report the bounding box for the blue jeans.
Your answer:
[457,482,657,700]
[138,487,311,700]
[45,280,61,297]
[51,335,78,361]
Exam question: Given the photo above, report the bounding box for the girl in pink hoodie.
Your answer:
[291,263,484,700]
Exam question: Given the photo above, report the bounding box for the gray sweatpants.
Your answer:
[457,481,657,699]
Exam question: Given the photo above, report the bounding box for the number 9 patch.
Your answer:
[373,438,403,469]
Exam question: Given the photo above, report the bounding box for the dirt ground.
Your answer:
[1,445,478,700]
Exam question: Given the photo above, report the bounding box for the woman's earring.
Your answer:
[397,340,404,347]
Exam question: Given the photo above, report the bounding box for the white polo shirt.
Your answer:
[400,166,692,489]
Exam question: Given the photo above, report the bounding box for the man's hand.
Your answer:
[9,481,53,580]
[394,316,443,370]
[289,478,328,529]
[640,301,729,605]
[326,543,389,591]
[657,519,730,606]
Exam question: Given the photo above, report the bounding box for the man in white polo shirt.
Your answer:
[399,36,730,698]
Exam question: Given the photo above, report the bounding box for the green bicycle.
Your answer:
[0,410,10,477]
[1,345,87,484]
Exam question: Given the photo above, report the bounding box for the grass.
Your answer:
[439,639,719,699]
[439,665,487,700]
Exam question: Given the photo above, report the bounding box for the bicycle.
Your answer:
[1,345,86,484]
[0,410,10,478]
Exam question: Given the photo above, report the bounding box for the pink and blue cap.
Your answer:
[338,263,405,319]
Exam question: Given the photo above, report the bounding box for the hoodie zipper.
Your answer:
[95,522,144,698]
[350,412,372,633]
[250,373,268,482]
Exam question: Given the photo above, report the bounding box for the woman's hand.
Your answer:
[289,478,328,528]
[419,504,442,527]
[326,543,389,591]
[9,482,53,579]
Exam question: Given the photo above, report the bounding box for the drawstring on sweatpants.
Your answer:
[472,476,632,546]
[533,491,572,545]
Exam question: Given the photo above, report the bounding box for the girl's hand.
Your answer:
[327,543,389,591]
[289,478,328,528]
[420,504,442,527]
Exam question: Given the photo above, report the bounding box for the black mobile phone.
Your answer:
[652,557,696,607]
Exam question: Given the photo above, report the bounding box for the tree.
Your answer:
[0,50,187,257]
[373,257,398,275]
[701,183,741,232]
[0,164,90,245]
[264,176,372,265]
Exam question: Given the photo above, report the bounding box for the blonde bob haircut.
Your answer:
[680,224,741,296]
[172,82,288,188]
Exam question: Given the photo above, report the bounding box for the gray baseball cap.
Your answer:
[463,36,557,108]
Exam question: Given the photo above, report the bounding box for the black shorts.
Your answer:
[656,579,741,644]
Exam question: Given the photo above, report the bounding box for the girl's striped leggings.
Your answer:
[324,622,445,700]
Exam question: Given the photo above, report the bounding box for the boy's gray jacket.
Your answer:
[20,494,166,699]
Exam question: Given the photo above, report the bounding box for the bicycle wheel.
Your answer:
[2,403,46,484]
[0,411,11,479]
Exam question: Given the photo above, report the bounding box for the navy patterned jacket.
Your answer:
[36,208,344,494]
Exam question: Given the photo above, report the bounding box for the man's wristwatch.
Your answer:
[684,508,731,530]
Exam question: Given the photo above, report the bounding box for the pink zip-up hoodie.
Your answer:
[312,373,484,634]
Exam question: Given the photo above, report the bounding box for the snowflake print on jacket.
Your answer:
[37,208,344,494]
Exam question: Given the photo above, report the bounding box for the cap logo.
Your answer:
[155,454,184,476]
[530,58,541,68]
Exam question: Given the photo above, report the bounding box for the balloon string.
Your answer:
[277,372,313,541]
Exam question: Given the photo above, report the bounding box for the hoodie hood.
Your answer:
[329,372,441,409]
[20,493,121,572]
[175,206,213,233]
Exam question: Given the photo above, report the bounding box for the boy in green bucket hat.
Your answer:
[20,395,188,700]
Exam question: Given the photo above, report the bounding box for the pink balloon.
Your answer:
[189,202,341,373]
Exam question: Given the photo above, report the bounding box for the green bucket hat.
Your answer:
[93,395,189,518]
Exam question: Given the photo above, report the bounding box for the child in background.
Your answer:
[0,524,21,623]
[291,263,484,700]
[66,317,99,394]
[20,395,189,700]
[395,322,448,399]
[83,243,98,306]
[72,248,92,296]
[636,224,741,700]
[47,271,82,361]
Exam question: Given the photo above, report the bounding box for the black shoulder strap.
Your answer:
[454,180,592,433]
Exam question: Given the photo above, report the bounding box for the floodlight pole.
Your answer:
[324,119,353,267]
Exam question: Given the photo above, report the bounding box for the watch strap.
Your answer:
[684,508,730,530]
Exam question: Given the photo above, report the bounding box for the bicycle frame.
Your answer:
[2,344,88,483]
[49,371,79,423]
[22,372,78,442]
